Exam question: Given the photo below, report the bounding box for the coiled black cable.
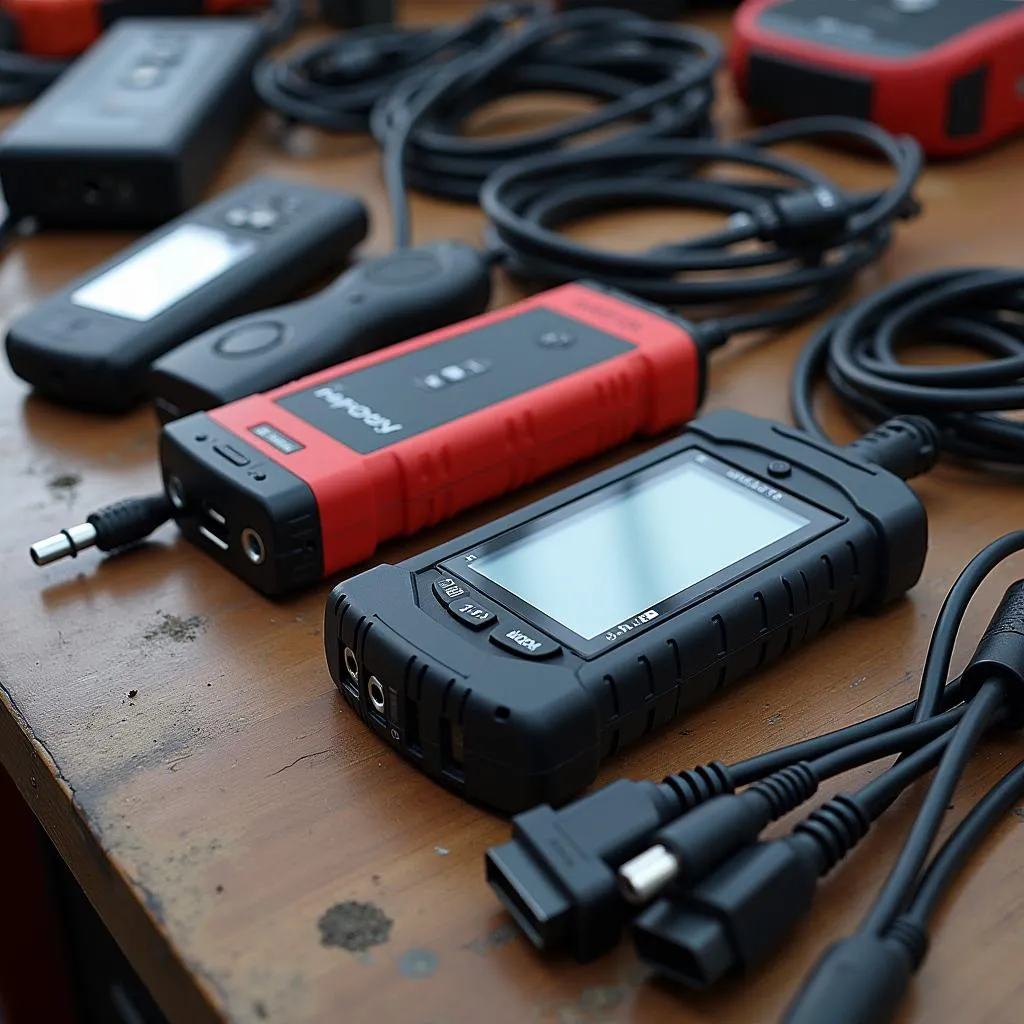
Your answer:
[791,267,1024,467]
[481,116,922,337]
[256,4,722,247]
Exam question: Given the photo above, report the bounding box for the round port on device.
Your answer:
[344,647,359,682]
[368,676,386,714]
[241,527,266,565]
[167,475,187,512]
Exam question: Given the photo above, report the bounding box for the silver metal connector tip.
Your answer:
[29,523,98,566]
[618,844,680,905]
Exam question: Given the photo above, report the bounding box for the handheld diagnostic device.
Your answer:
[5,177,368,411]
[158,282,704,596]
[731,0,1024,156]
[0,18,269,225]
[325,410,929,812]
[148,241,492,422]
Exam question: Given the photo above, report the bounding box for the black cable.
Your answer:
[810,706,964,783]
[256,4,721,248]
[900,757,1024,930]
[255,4,521,133]
[859,677,1006,936]
[480,116,922,338]
[913,531,1024,724]
[727,677,964,788]
[791,268,1024,467]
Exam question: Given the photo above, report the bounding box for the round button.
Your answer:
[537,330,576,348]
[767,460,792,479]
[363,251,442,285]
[214,322,285,357]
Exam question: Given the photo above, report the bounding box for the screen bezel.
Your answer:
[439,448,844,659]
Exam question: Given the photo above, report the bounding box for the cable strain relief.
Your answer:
[86,495,172,552]
[885,917,929,972]
[845,415,941,480]
[794,793,871,875]
[748,761,819,818]
[660,761,735,813]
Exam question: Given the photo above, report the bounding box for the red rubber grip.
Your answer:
[210,283,703,576]
[731,0,1024,157]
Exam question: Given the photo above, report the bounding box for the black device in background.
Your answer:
[318,0,393,26]
[326,408,936,813]
[5,176,368,411]
[148,240,492,421]
[0,19,268,229]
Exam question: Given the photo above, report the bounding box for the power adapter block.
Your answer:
[0,17,266,229]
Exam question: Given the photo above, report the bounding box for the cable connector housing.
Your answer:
[753,187,851,247]
[962,581,1024,727]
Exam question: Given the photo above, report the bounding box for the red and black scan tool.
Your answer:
[159,282,705,596]
[731,0,1024,156]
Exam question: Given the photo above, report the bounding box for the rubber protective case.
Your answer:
[731,0,1024,156]
[326,410,929,813]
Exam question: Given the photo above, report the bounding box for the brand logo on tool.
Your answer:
[504,629,543,653]
[312,386,403,435]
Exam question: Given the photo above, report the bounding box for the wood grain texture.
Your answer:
[1,6,1023,1023]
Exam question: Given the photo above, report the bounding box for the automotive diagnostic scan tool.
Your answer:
[731,0,1024,156]
[325,409,933,812]
[158,282,705,595]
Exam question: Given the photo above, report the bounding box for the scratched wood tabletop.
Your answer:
[1,4,1023,1023]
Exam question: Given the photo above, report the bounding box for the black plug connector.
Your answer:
[619,763,818,904]
[633,795,869,988]
[962,580,1024,727]
[30,494,172,566]
[486,765,735,962]
[781,925,926,1024]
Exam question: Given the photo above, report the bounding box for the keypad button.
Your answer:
[447,599,497,631]
[433,576,468,605]
[214,322,284,357]
[489,622,561,659]
[214,444,250,467]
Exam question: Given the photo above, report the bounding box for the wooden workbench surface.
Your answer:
[2,6,1023,1023]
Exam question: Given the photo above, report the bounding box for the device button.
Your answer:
[537,330,576,349]
[447,599,497,631]
[214,444,251,467]
[246,208,280,231]
[214,323,285,357]
[489,623,561,660]
[121,64,165,90]
[767,460,792,479]
[433,576,469,605]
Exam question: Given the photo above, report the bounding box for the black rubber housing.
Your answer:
[326,410,929,812]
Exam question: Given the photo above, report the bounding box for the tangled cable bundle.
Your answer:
[793,267,1024,467]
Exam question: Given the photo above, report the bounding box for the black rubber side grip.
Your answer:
[147,241,493,421]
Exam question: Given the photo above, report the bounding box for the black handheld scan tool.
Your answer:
[326,409,933,813]
[5,177,368,411]
[148,241,492,421]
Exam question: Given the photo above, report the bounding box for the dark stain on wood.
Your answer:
[317,901,392,953]
[143,613,207,644]
[465,920,519,957]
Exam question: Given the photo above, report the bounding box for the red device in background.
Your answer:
[2,0,259,56]
[731,0,1024,156]
[159,282,705,596]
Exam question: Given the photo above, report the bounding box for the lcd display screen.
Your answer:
[466,456,816,640]
[71,224,256,322]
